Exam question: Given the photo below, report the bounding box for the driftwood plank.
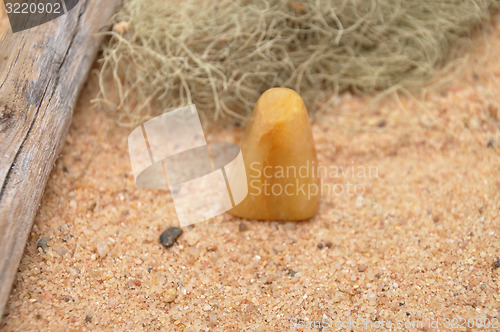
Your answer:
[0,0,122,317]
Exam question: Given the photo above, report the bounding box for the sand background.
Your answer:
[0,8,500,332]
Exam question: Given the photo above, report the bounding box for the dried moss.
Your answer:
[95,0,499,126]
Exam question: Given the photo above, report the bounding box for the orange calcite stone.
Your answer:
[230,87,319,220]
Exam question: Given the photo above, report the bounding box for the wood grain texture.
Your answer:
[0,2,8,39]
[0,0,121,317]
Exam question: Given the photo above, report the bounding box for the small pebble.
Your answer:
[37,237,50,253]
[239,222,248,232]
[96,240,110,258]
[487,139,495,148]
[113,21,131,34]
[493,257,500,269]
[159,227,183,248]
[58,248,67,256]
[288,270,297,277]
[147,267,153,273]
[88,202,97,212]
[358,264,367,272]
[377,119,387,127]
[85,313,93,323]
[206,245,218,252]
[317,243,324,249]
[325,241,333,248]
[69,268,81,277]
[164,288,177,303]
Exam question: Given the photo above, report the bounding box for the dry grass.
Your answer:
[95,0,499,126]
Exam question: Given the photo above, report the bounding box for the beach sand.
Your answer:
[1,12,500,332]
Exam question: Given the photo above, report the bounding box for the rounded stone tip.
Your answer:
[253,87,308,123]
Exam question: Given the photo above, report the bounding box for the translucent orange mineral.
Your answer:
[230,87,319,220]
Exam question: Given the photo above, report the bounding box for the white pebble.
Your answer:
[96,240,110,258]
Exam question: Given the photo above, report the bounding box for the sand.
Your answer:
[1,12,500,332]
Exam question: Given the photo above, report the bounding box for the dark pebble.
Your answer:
[487,139,495,148]
[239,222,248,232]
[288,269,297,277]
[37,237,50,253]
[493,257,500,269]
[88,202,97,212]
[317,243,324,249]
[148,267,153,273]
[325,242,333,248]
[406,312,410,316]
[85,313,93,323]
[159,227,183,248]
[377,119,387,127]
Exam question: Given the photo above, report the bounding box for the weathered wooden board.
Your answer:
[0,0,122,317]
